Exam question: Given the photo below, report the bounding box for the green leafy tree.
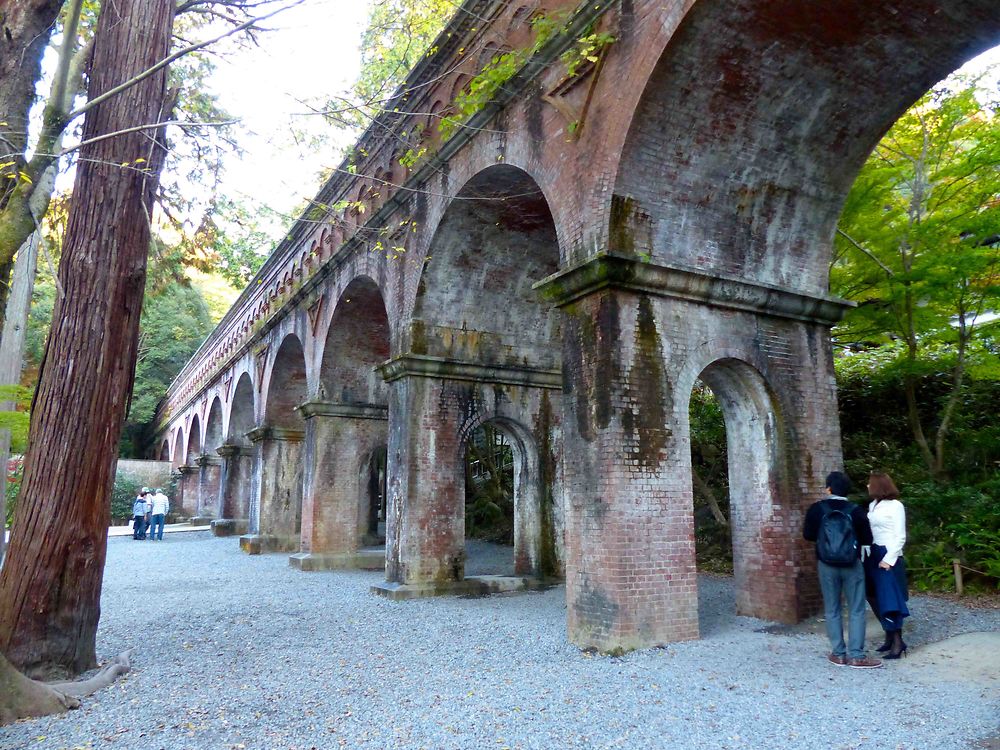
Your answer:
[832,74,1000,478]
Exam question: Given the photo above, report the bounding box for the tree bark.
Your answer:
[0,0,175,677]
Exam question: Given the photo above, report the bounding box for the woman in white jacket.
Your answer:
[864,472,909,659]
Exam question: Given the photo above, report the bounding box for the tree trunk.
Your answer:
[0,0,175,677]
[0,0,65,318]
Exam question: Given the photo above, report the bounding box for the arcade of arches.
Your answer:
[155,0,1000,652]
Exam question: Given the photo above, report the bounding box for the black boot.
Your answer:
[876,631,893,653]
[884,629,908,660]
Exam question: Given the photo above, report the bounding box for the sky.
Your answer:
[206,1,373,238]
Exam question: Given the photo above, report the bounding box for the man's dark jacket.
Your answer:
[802,497,874,566]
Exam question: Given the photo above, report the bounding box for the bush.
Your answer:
[903,480,1000,592]
[111,473,145,525]
[5,456,23,528]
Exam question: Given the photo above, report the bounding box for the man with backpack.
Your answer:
[803,471,881,669]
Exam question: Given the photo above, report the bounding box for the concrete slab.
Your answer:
[371,575,556,600]
[896,631,1000,687]
[289,548,385,571]
[211,518,249,537]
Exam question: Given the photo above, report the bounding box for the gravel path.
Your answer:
[2,533,997,750]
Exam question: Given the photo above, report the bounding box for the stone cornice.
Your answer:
[534,253,854,326]
[298,401,389,421]
[177,465,198,475]
[196,454,223,467]
[216,444,253,458]
[377,354,562,389]
[246,426,305,444]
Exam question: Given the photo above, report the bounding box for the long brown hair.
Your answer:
[867,472,900,501]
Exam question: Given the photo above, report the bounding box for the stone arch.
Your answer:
[458,415,552,578]
[204,397,224,454]
[185,415,201,465]
[682,356,789,621]
[265,334,308,429]
[158,440,170,461]
[227,371,256,446]
[171,427,184,470]
[320,277,390,404]
[612,0,1000,292]
[411,164,561,370]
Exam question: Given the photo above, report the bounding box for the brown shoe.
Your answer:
[847,656,883,669]
[828,653,847,666]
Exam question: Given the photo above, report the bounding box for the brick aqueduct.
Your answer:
[155,0,1000,650]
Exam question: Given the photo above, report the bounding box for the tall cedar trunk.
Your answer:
[0,0,65,322]
[0,0,175,677]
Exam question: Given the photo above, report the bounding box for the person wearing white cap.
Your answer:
[148,488,170,541]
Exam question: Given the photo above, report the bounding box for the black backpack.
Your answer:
[816,501,858,565]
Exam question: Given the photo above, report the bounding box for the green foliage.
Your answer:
[5,456,22,528]
[353,0,454,116]
[0,386,32,453]
[187,197,270,288]
[111,473,144,525]
[831,70,1000,477]
[560,30,616,77]
[902,481,1000,591]
[464,424,515,544]
[120,242,216,456]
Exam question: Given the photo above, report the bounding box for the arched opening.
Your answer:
[412,164,561,369]
[204,397,224,453]
[688,359,787,626]
[220,372,256,523]
[362,445,387,546]
[228,372,255,446]
[185,416,201,467]
[258,334,307,548]
[298,278,391,562]
[463,422,515,575]
[387,164,562,587]
[198,397,225,518]
[158,441,170,461]
[171,427,183,470]
[320,278,390,405]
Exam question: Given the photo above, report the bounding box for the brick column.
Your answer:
[537,253,851,651]
[195,453,222,520]
[290,401,388,571]
[212,444,252,536]
[383,373,465,585]
[176,465,199,517]
[239,426,304,554]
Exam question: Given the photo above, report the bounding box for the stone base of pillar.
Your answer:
[288,549,385,572]
[370,575,555,600]
[188,516,215,526]
[211,518,249,537]
[238,533,296,554]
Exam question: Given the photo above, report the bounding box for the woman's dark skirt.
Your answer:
[864,544,909,632]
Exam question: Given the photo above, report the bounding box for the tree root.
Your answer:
[0,648,134,726]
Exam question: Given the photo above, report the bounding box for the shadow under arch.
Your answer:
[691,356,790,622]
[410,163,561,369]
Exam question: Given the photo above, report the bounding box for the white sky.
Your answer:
[206,1,372,237]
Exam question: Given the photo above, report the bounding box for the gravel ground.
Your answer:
[2,533,998,750]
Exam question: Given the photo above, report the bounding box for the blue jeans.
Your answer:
[133,514,146,539]
[817,559,867,660]
[148,514,165,540]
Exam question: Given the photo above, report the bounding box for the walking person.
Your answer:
[132,489,149,540]
[148,487,170,541]
[803,471,882,669]
[864,471,909,659]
